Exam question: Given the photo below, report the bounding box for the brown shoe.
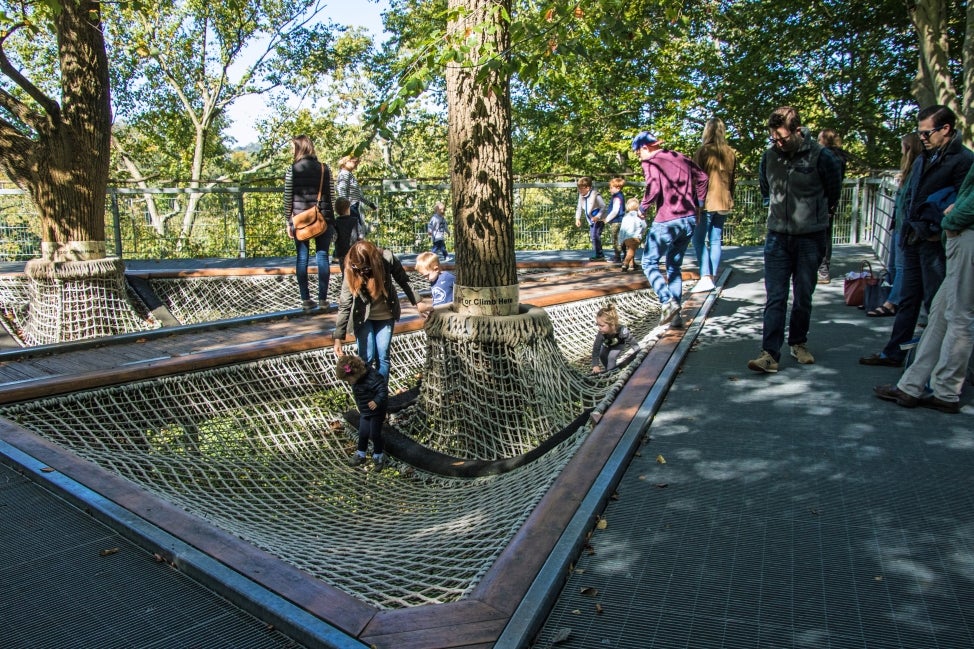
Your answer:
[859,353,903,368]
[918,395,960,414]
[873,384,919,408]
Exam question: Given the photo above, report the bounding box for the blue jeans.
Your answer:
[355,318,395,379]
[589,221,605,257]
[295,230,333,302]
[692,211,726,277]
[881,238,946,361]
[761,230,827,361]
[642,215,695,305]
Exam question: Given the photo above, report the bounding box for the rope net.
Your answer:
[0,288,662,609]
[149,267,552,325]
[1,265,554,341]
[13,258,158,346]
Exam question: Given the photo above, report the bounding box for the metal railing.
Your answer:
[0,177,896,263]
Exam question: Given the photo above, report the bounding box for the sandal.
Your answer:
[867,304,897,317]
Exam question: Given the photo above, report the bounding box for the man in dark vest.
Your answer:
[748,106,842,373]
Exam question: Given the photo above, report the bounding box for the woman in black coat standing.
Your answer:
[283,135,336,311]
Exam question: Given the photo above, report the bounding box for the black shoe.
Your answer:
[873,384,918,408]
[859,353,903,368]
[918,395,960,414]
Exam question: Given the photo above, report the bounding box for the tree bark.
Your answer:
[909,0,967,137]
[446,0,518,315]
[0,0,112,261]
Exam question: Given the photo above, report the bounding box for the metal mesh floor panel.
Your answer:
[533,253,974,649]
[0,463,304,649]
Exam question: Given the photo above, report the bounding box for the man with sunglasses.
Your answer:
[748,106,842,373]
[860,105,973,369]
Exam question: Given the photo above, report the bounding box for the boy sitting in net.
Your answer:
[415,251,455,315]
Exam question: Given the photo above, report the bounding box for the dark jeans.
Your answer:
[589,221,605,257]
[881,238,946,361]
[357,407,387,455]
[761,230,827,361]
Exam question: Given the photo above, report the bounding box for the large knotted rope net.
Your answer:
[0,289,662,609]
[0,264,553,343]
[1,258,158,346]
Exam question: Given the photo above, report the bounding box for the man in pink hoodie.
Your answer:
[632,131,709,328]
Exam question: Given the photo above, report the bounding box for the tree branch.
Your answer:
[0,23,61,125]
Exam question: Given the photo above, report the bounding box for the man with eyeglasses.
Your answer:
[860,104,973,370]
[748,106,842,374]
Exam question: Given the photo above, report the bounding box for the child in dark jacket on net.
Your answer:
[336,354,389,470]
[591,302,640,373]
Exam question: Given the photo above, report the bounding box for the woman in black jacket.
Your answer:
[283,135,335,311]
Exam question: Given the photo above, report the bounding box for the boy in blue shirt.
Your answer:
[415,252,455,313]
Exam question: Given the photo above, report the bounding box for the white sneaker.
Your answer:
[659,300,680,325]
[790,344,815,364]
[747,351,779,373]
[690,276,715,293]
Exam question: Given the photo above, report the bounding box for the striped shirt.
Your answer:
[336,169,374,209]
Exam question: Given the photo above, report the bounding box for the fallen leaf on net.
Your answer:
[656,454,667,464]
[580,586,599,597]
[99,547,120,557]
[596,518,608,530]
[571,609,582,615]
[595,603,604,615]
[552,627,572,644]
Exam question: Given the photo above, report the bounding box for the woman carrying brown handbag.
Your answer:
[283,135,336,311]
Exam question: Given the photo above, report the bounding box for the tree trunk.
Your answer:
[909,0,966,136]
[42,0,113,261]
[446,0,518,316]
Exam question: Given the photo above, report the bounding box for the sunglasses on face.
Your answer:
[916,125,947,140]
[350,264,372,275]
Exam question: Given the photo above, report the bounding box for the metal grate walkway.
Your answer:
[531,246,974,648]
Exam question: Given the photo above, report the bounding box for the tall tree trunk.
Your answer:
[446,0,518,316]
[909,0,968,140]
[41,0,113,261]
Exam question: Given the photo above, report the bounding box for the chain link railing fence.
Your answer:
[0,177,896,263]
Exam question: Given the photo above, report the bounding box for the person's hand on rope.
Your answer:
[591,366,603,374]
[332,339,343,357]
[417,300,432,319]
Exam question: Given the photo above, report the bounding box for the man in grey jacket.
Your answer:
[748,106,842,373]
